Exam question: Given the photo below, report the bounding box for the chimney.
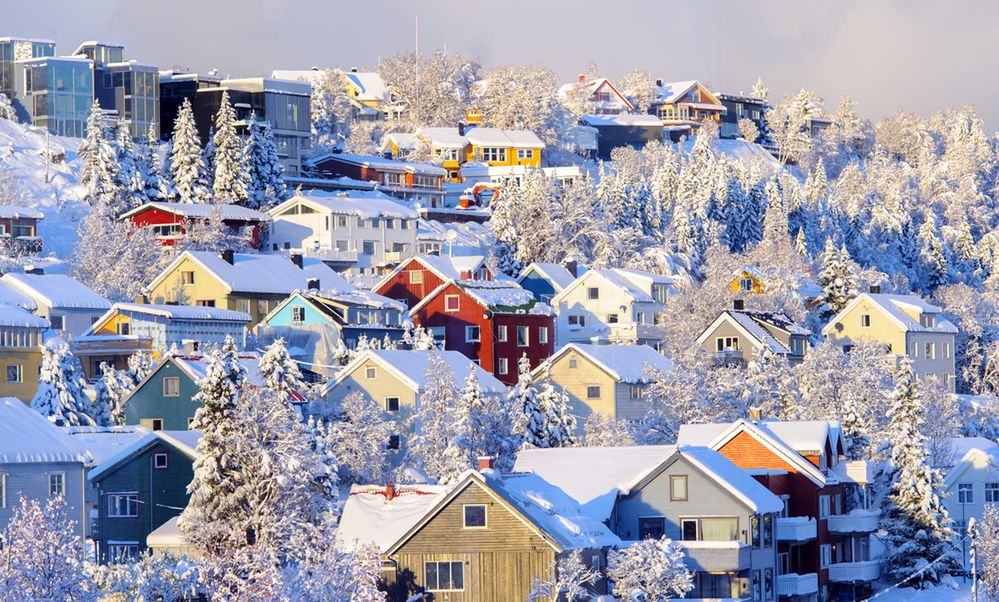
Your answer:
[134,294,148,304]
[733,299,745,311]
[307,277,320,290]
[564,259,578,278]
[25,266,44,275]
[290,252,304,269]
[220,249,234,265]
[458,122,465,137]
[578,73,586,82]
[385,483,395,501]
[656,79,663,87]
[311,66,318,71]
[478,456,495,471]
[351,67,358,73]
[869,284,881,294]
[748,407,763,421]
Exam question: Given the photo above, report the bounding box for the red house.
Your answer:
[0,205,44,254]
[408,279,555,385]
[678,419,880,602]
[120,202,271,249]
[308,152,446,208]
[373,255,494,309]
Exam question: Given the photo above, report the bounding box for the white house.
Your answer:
[267,191,419,280]
[939,437,999,569]
[550,268,673,348]
[0,273,111,337]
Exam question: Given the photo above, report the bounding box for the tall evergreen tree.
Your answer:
[453,364,517,471]
[817,238,858,317]
[78,100,120,208]
[169,98,210,203]
[113,119,145,210]
[211,90,250,205]
[30,344,95,427]
[245,115,287,209]
[257,338,304,406]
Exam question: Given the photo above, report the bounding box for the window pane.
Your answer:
[451,562,463,589]
[425,563,438,590]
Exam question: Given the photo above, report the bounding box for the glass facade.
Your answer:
[96,65,159,139]
[16,58,94,137]
[0,39,55,99]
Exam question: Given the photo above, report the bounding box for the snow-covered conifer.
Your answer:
[330,391,392,484]
[30,343,95,427]
[409,352,467,484]
[245,115,287,209]
[977,505,999,600]
[78,100,120,208]
[606,536,694,601]
[169,98,210,203]
[258,338,304,405]
[817,238,858,317]
[211,90,250,204]
[114,119,145,209]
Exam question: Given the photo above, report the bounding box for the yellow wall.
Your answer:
[467,144,541,168]
[729,271,764,295]
[544,351,649,430]
[0,348,43,403]
[324,357,418,445]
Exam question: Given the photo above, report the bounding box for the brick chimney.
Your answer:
[385,483,395,501]
[220,249,234,265]
[578,73,586,82]
[478,456,495,471]
[290,252,303,269]
[869,284,881,294]
[307,277,320,290]
[733,299,745,311]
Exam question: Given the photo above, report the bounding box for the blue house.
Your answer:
[260,288,407,350]
[516,262,580,304]
[88,430,200,563]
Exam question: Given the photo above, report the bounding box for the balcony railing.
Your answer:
[301,247,358,263]
[826,510,879,534]
[827,560,880,583]
[383,250,404,263]
[676,541,751,572]
[777,573,818,597]
[776,517,817,541]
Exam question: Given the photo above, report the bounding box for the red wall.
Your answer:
[375,261,450,309]
[126,207,265,249]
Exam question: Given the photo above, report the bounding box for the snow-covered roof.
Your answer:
[173,355,269,389]
[104,303,252,323]
[374,255,492,293]
[538,343,672,383]
[0,281,37,311]
[382,132,419,151]
[580,114,664,127]
[654,80,699,103]
[824,293,958,335]
[150,251,342,296]
[0,304,49,328]
[273,192,419,220]
[64,425,150,467]
[464,127,545,149]
[147,516,182,547]
[701,310,798,355]
[1,273,111,311]
[86,430,200,482]
[943,444,999,489]
[326,349,507,397]
[557,78,634,111]
[517,262,576,292]
[344,72,388,102]
[0,205,44,219]
[456,280,552,314]
[415,127,469,150]
[0,398,89,465]
[937,437,999,470]
[337,484,451,551]
[310,152,447,176]
[306,288,405,312]
[557,268,670,305]
[119,202,271,222]
[680,446,783,513]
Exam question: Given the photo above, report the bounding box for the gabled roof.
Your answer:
[695,309,809,355]
[0,280,37,311]
[464,127,545,149]
[344,72,388,102]
[407,280,551,316]
[64,425,150,466]
[580,114,664,127]
[323,349,507,397]
[86,303,251,335]
[1,273,111,311]
[146,251,341,296]
[385,470,620,556]
[552,268,671,306]
[942,445,999,490]
[822,293,958,336]
[415,127,468,150]
[119,202,270,222]
[373,254,492,293]
[0,398,89,465]
[0,304,49,328]
[558,77,634,111]
[338,484,451,551]
[261,289,405,328]
[308,152,447,177]
[517,262,577,293]
[535,343,672,384]
[654,80,723,107]
[88,430,201,482]
[269,192,419,220]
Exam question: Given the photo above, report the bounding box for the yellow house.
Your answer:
[143,250,342,328]
[0,306,48,403]
[382,127,544,182]
[730,270,766,295]
[650,80,725,130]
[343,71,406,121]
[822,292,958,390]
[464,127,544,169]
[533,343,672,432]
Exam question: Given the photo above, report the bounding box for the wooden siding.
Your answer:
[124,360,201,431]
[0,461,87,539]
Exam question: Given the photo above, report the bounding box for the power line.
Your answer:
[861,535,969,601]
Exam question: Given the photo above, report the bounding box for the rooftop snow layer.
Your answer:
[0,397,89,464]
[64,425,150,466]
[581,114,664,127]
[415,127,469,149]
[1,273,111,310]
[108,303,252,322]
[464,127,545,149]
[311,152,447,176]
[283,192,419,219]
[864,293,958,334]
[518,263,576,292]
[88,430,201,482]
[0,205,44,219]
[338,484,450,551]
[120,202,271,221]
[176,251,342,295]
[0,281,37,311]
[344,72,388,102]
[457,280,549,313]
[333,349,508,395]
[0,304,49,328]
[551,343,672,383]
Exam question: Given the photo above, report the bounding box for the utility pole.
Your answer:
[970,517,978,602]
[44,129,49,184]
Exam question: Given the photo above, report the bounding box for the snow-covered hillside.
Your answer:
[0,119,88,259]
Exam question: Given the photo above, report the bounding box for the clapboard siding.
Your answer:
[0,461,87,538]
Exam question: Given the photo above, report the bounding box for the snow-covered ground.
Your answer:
[0,119,88,259]
[867,581,972,602]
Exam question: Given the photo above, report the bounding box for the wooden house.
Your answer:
[0,305,49,402]
[516,262,579,304]
[120,202,271,249]
[696,301,811,365]
[558,75,634,115]
[0,205,44,254]
[0,273,111,337]
[649,80,726,140]
[306,152,446,208]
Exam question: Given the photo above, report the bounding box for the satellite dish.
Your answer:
[446,230,459,242]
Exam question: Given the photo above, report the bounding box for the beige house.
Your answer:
[821,293,957,389]
[695,301,811,365]
[0,305,49,402]
[321,349,507,450]
[533,343,672,431]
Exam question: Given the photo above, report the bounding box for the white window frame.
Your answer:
[49,472,65,497]
[517,325,529,347]
[465,325,481,343]
[444,294,460,312]
[6,364,23,383]
[498,358,509,375]
[819,495,831,519]
[587,287,599,300]
[365,366,377,380]
[409,270,424,284]
[497,325,508,342]
[925,342,936,360]
[568,314,585,327]
[107,542,140,563]
[538,327,549,345]
[107,492,139,518]
[385,397,400,412]
[985,482,999,503]
[860,314,871,327]
[153,453,168,469]
[292,306,306,323]
[568,358,578,369]
[629,384,643,400]
[462,504,488,529]
[162,376,180,398]
[424,560,465,592]
[820,544,832,568]
[958,483,974,504]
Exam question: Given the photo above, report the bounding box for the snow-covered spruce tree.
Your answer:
[976,505,999,600]
[330,391,392,484]
[535,377,577,448]
[306,416,340,512]
[510,355,547,448]
[310,68,353,150]
[453,363,517,471]
[258,338,304,405]
[245,115,287,210]
[817,238,858,317]
[78,99,120,208]
[409,352,468,484]
[114,118,145,210]
[138,124,171,202]
[212,90,250,205]
[30,343,96,427]
[582,413,634,447]
[528,549,598,602]
[879,358,960,587]
[169,97,210,203]
[0,496,96,600]
[606,536,694,601]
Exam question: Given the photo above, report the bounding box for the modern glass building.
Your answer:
[13,56,94,137]
[0,37,55,100]
[75,42,160,140]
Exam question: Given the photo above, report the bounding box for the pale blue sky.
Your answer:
[7,0,999,127]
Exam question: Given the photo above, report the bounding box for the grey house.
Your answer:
[515,444,783,601]
[0,397,89,539]
[88,430,200,563]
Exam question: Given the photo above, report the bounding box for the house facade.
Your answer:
[649,80,726,138]
[382,126,544,182]
[821,292,958,389]
[579,113,665,160]
[259,288,407,350]
[0,205,44,255]
[717,92,770,142]
[307,153,446,208]
[696,301,811,365]
[87,430,198,563]
[267,192,419,278]
[517,261,579,304]
[120,202,271,249]
[1,273,111,337]
[558,75,634,115]
[0,305,49,402]
[551,268,672,349]
[939,439,999,568]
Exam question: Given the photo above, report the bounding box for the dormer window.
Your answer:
[920,313,936,328]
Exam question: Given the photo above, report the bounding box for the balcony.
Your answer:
[826,510,879,534]
[777,573,818,597]
[827,560,880,583]
[676,541,750,572]
[776,517,816,541]
[302,247,358,263]
[383,250,404,263]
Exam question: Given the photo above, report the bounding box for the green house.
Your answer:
[88,430,200,563]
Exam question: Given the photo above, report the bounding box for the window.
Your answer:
[910,341,918,357]
[497,325,508,342]
[670,475,687,501]
[181,271,195,285]
[50,315,64,330]
[162,376,180,397]
[586,385,601,399]
[568,358,578,369]
[629,385,643,400]
[498,358,509,375]
[517,149,533,160]
[292,306,306,323]
[480,147,506,162]
[465,326,480,342]
[365,367,377,380]
[1,474,5,509]
[681,519,699,541]
[751,514,761,547]
[444,295,460,312]
[944,342,952,358]
[425,561,464,592]
[959,483,974,504]
[49,473,64,497]
[753,570,762,602]
[920,313,937,328]
[820,544,832,568]
[715,337,739,352]
[153,453,168,469]
[639,517,665,539]
[925,342,936,359]
[380,396,399,413]
[6,365,23,383]
[108,493,139,517]
[987,483,999,503]
[388,435,400,450]
[409,270,424,284]
[362,241,376,256]
[861,314,871,327]
[107,543,139,563]
[538,327,549,344]
[740,277,754,291]
[463,504,487,528]
[587,287,599,300]
[607,313,619,324]
[194,300,214,309]
[517,325,529,347]
[763,513,773,547]
[819,495,831,519]
[568,315,585,327]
